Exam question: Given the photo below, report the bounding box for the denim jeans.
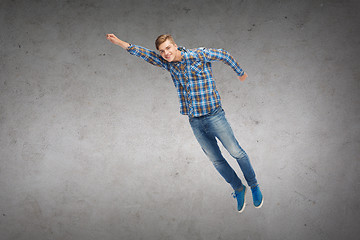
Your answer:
[189,107,258,190]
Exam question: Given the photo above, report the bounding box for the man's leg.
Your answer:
[206,108,263,208]
[189,116,243,191]
[189,113,247,212]
[208,109,257,187]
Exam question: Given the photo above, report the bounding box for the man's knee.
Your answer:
[230,149,248,161]
[210,156,227,166]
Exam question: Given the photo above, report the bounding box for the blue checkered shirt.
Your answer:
[127,44,244,117]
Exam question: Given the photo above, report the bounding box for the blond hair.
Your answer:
[155,34,175,50]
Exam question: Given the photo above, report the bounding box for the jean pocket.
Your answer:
[210,106,223,116]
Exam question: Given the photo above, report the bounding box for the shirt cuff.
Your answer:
[238,70,245,76]
[126,44,134,52]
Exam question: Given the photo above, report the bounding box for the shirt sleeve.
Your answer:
[200,48,244,76]
[127,45,169,71]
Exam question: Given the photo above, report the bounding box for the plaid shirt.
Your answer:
[127,44,244,117]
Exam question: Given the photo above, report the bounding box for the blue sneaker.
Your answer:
[251,185,263,208]
[232,185,246,213]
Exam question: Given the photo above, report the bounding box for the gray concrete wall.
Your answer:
[1,0,359,239]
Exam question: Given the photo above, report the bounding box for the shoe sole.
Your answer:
[254,196,264,209]
[238,187,247,213]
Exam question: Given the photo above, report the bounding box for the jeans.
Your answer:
[189,107,257,190]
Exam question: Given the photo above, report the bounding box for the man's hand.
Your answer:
[106,34,120,45]
[106,34,130,49]
[238,72,248,81]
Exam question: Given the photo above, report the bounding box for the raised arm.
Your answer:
[106,33,169,70]
[106,34,130,49]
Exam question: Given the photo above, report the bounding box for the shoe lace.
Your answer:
[232,192,237,199]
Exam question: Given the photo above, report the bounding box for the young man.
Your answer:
[106,33,263,212]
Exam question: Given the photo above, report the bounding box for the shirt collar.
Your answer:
[177,46,186,63]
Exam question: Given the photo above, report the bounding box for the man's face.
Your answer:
[158,39,178,62]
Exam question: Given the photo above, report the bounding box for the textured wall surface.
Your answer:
[1,0,359,239]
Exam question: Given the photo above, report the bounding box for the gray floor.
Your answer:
[1,0,359,239]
